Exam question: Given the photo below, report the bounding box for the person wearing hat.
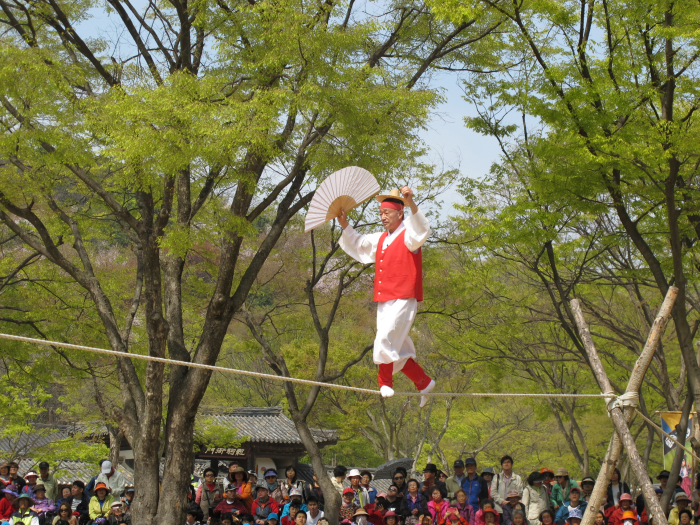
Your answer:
[124,486,135,509]
[20,473,38,499]
[341,488,360,522]
[420,464,447,501]
[29,484,55,519]
[353,508,369,525]
[108,500,131,525]
[196,467,223,521]
[253,483,281,525]
[492,456,524,514]
[579,477,595,503]
[280,487,307,519]
[522,472,549,525]
[338,187,435,406]
[540,470,555,499]
[8,493,38,525]
[268,512,280,525]
[656,471,687,502]
[229,466,254,511]
[306,496,324,525]
[262,469,284,504]
[503,490,528,525]
[0,485,18,522]
[550,469,578,511]
[89,481,114,521]
[459,458,489,519]
[214,483,250,520]
[669,492,693,525]
[482,469,496,498]
[566,507,583,525]
[383,510,400,525]
[605,493,637,525]
[347,469,369,508]
[95,460,126,498]
[483,508,499,525]
[446,461,467,504]
[554,487,587,525]
[37,462,57,503]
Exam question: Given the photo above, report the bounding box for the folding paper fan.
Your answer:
[304,166,380,232]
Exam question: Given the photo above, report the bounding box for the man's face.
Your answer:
[292,495,302,503]
[258,489,269,499]
[362,475,371,485]
[454,467,464,477]
[295,513,306,525]
[423,471,435,481]
[40,467,49,478]
[569,491,580,504]
[71,485,83,497]
[227,490,236,499]
[380,208,402,232]
[621,500,631,510]
[660,478,668,489]
[308,501,319,513]
[290,507,299,519]
[466,465,477,476]
[187,515,196,524]
[502,460,513,471]
[582,483,593,495]
[9,466,17,476]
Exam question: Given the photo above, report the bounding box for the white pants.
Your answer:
[374,298,417,372]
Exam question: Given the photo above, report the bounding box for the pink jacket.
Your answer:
[428,500,449,525]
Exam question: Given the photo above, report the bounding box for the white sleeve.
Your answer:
[403,209,431,252]
[338,226,382,264]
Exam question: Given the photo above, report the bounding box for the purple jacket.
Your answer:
[32,497,56,515]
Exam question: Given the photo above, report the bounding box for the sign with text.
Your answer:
[198,446,251,459]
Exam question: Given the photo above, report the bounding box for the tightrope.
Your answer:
[0,332,608,399]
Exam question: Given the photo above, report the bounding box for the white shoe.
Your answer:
[419,380,436,408]
[380,386,395,398]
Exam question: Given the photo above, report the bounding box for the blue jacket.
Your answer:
[462,475,488,513]
[555,502,588,525]
[280,502,308,518]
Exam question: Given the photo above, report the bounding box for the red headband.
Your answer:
[380,200,403,211]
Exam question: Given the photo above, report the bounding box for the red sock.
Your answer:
[401,359,432,390]
[378,363,394,388]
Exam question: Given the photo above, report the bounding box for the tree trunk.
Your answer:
[660,395,692,511]
[290,411,341,525]
[570,287,677,525]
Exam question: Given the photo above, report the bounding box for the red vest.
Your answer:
[373,229,423,302]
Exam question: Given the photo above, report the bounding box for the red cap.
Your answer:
[343,488,355,495]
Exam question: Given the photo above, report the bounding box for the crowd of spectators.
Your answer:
[0,455,696,525]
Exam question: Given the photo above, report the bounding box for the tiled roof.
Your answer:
[204,407,338,445]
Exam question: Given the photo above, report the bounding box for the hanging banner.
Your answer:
[660,412,694,471]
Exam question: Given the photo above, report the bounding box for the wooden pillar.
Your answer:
[571,286,677,525]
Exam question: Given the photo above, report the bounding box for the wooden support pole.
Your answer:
[571,286,678,525]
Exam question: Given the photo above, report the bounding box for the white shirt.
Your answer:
[307,510,325,525]
[339,209,431,264]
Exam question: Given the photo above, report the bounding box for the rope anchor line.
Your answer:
[0,332,609,399]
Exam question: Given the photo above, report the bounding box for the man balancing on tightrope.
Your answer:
[338,186,435,407]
